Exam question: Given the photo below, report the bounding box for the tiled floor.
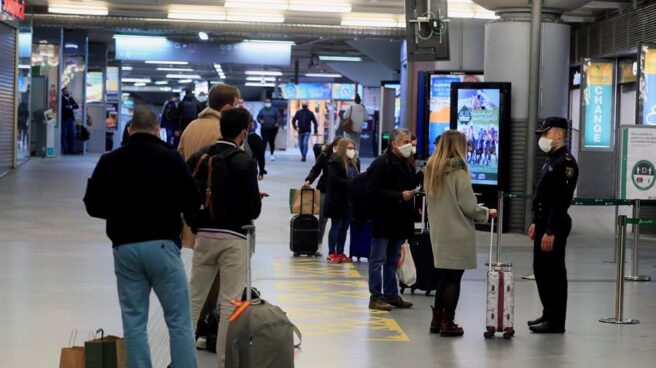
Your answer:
[1,153,655,368]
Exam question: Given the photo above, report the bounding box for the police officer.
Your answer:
[528,117,579,334]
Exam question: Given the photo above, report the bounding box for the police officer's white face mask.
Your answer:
[538,137,554,153]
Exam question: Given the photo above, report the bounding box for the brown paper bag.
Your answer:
[59,330,85,368]
[289,188,321,215]
[85,329,127,368]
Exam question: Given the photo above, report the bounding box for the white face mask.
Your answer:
[398,143,413,158]
[411,146,417,155]
[265,103,272,108]
[346,149,356,160]
[538,137,554,153]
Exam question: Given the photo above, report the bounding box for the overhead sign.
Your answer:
[115,36,291,66]
[282,83,332,100]
[620,126,656,200]
[638,43,656,126]
[332,84,356,100]
[581,59,615,150]
[1,0,25,21]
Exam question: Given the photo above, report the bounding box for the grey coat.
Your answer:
[427,160,489,270]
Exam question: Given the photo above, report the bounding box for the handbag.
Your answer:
[342,106,354,134]
[397,242,417,286]
[84,329,127,368]
[59,330,85,368]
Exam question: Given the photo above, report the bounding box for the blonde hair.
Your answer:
[336,138,359,176]
[424,130,468,198]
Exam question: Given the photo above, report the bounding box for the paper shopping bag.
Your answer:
[59,330,85,368]
[289,188,321,215]
[84,329,127,368]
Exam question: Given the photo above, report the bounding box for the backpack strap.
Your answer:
[292,323,303,349]
[192,153,209,177]
[206,156,215,219]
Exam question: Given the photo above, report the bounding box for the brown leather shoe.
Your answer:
[384,297,414,309]
[369,299,393,311]
[430,306,442,334]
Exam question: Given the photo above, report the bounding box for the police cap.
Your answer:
[536,117,569,135]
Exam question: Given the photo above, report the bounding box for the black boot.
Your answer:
[440,312,464,337]
[430,306,442,334]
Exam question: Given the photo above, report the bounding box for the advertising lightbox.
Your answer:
[638,43,656,126]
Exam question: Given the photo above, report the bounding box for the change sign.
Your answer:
[582,60,614,149]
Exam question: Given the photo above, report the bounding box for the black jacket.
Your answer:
[292,108,318,134]
[324,155,360,219]
[177,96,202,131]
[367,149,416,238]
[532,146,579,234]
[83,133,201,247]
[61,95,79,122]
[187,141,262,235]
[246,131,267,176]
[305,147,331,192]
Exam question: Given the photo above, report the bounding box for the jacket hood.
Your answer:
[445,158,467,173]
[198,107,221,120]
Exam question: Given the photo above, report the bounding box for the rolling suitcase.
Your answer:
[349,220,372,261]
[290,189,320,257]
[400,193,436,296]
[225,225,302,368]
[483,218,515,339]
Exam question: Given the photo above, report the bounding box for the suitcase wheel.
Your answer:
[503,328,515,339]
[410,288,416,295]
[425,290,432,297]
[314,252,322,257]
[484,327,495,339]
[400,287,406,294]
[356,257,362,262]
[293,253,300,257]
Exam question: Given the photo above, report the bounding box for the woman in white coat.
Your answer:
[424,130,497,337]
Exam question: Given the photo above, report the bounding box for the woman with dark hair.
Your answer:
[304,136,344,248]
[324,138,360,263]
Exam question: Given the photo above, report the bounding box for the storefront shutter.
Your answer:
[0,23,16,175]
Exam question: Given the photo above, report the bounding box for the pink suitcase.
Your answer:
[484,218,515,339]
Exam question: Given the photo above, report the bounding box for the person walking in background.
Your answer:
[343,93,367,151]
[176,88,201,136]
[304,136,344,248]
[324,138,360,263]
[186,108,262,368]
[83,106,201,368]
[244,119,267,180]
[528,117,579,334]
[292,101,318,162]
[424,130,496,337]
[256,99,281,161]
[367,128,416,311]
[160,93,180,147]
[60,87,79,154]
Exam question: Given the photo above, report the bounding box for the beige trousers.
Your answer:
[189,236,246,368]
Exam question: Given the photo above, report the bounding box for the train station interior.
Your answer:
[0,1,655,367]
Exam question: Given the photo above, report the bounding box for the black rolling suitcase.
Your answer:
[400,193,436,296]
[290,189,320,257]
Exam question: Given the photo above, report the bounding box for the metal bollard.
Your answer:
[600,215,639,325]
[625,200,651,281]
[603,204,620,264]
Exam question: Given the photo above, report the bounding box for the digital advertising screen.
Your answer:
[428,74,483,155]
[454,88,501,186]
[86,71,104,103]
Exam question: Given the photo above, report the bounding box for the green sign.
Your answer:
[620,126,656,199]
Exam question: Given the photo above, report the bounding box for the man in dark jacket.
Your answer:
[292,102,318,162]
[367,128,417,311]
[83,106,201,368]
[61,87,79,154]
[177,89,201,134]
[160,92,180,147]
[256,99,281,161]
[186,107,262,368]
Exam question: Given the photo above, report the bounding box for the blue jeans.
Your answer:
[61,119,76,154]
[113,240,197,368]
[369,237,403,300]
[298,132,311,159]
[328,217,350,255]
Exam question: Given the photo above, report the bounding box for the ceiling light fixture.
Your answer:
[225,0,288,10]
[155,81,169,85]
[227,13,285,23]
[245,82,276,87]
[177,79,193,84]
[306,73,342,78]
[134,82,147,87]
[48,4,109,16]
[145,60,189,65]
[18,64,31,69]
[121,78,151,83]
[168,8,226,21]
[244,39,296,46]
[288,1,352,13]
[122,66,133,71]
[245,70,283,76]
[198,32,209,41]
[156,67,194,72]
[318,55,362,62]
[166,74,201,79]
[246,76,277,82]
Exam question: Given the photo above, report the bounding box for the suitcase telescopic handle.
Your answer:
[242,224,255,303]
[488,217,495,273]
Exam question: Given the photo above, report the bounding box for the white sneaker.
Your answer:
[196,337,207,350]
[271,154,276,161]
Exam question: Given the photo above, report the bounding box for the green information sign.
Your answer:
[620,126,656,199]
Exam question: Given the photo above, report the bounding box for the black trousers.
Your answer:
[533,219,572,327]
[261,127,279,155]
